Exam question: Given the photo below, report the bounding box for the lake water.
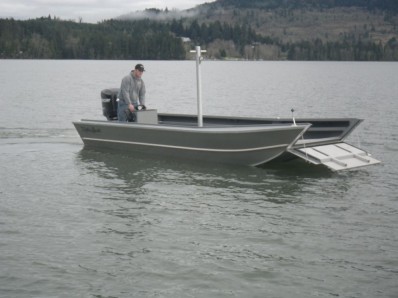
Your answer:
[0,60,397,298]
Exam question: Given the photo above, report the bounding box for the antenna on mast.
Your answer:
[291,108,297,126]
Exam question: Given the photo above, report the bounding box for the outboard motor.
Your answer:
[101,88,119,120]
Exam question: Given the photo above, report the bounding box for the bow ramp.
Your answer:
[288,142,380,171]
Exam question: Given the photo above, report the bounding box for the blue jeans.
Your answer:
[117,101,129,122]
[118,101,137,122]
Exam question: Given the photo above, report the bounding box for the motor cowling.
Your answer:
[101,88,119,120]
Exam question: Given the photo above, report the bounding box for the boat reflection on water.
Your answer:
[76,147,340,206]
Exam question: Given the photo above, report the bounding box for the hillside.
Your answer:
[183,0,398,59]
[196,1,397,44]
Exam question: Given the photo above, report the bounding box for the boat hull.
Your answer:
[73,120,308,166]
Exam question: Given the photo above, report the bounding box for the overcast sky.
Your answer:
[0,0,216,23]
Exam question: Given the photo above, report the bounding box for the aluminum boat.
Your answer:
[73,103,379,171]
[73,114,309,167]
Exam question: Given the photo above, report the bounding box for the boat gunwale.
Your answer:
[73,119,310,134]
[158,112,363,123]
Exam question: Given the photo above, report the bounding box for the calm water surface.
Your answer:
[0,60,397,298]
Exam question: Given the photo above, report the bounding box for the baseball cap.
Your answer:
[135,64,145,72]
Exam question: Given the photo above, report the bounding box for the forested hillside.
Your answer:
[0,0,397,60]
[0,17,185,59]
[191,0,398,60]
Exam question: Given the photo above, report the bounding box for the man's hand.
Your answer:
[128,104,135,113]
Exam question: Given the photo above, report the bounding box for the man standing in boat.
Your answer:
[117,64,146,122]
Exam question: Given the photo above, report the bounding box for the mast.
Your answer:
[190,46,206,127]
